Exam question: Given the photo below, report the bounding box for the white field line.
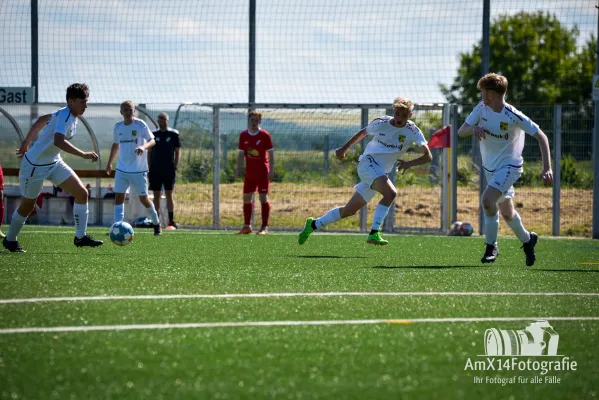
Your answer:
[1,292,599,304]
[1,316,599,335]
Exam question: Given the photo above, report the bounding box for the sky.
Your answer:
[0,0,596,105]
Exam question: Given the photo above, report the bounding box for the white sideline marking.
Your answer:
[1,292,599,304]
[1,316,598,335]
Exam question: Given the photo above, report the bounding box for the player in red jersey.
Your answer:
[235,111,274,235]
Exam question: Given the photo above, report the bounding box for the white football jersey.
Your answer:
[465,101,538,171]
[25,107,78,165]
[113,118,154,173]
[359,115,428,173]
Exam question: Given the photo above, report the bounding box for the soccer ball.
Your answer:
[459,222,474,236]
[450,221,462,236]
[109,221,134,246]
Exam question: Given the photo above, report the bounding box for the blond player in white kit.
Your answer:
[458,73,553,266]
[106,101,161,236]
[3,83,103,252]
[298,97,432,246]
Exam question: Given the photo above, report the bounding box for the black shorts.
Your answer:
[149,170,176,191]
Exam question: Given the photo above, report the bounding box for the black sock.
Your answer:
[168,212,174,223]
[370,229,378,235]
[311,220,317,230]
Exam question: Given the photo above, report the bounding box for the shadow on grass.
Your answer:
[534,269,599,273]
[372,265,487,269]
[293,255,369,259]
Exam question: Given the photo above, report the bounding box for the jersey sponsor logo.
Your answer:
[132,130,137,136]
[375,139,402,150]
[248,148,260,157]
[120,139,138,144]
[398,135,406,143]
[500,122,508,131]
[483,129,509,140]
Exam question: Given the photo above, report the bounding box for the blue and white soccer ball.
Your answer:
[109,221,134,246]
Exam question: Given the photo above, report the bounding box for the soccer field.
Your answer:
[0,226,598,399]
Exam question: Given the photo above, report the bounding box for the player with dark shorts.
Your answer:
[148,112,181,229]
[0,164,5,238]
[235,110,275,235]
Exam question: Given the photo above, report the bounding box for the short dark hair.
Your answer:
[66,83,89,101]
[248,110,262,120]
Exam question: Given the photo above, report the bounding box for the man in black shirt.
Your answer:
[148,112,181,229]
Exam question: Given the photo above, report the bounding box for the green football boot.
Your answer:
[298,217,315,245]
[366,231,389,246]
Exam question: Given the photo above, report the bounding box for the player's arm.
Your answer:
[135,138,155,155]
[458,122,485,141]
[533,128,553,185]
[336,128,367,160]
[16,114,52,158]
[106,143,120,175]
[54,133,98,161]
[235,150,245,179]
[267,149,275,180]
[397,145,432,174]
[174,146,181,171]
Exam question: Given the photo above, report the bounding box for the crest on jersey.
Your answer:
[156,137,160,141]
[500,122,508,131]
[398,135,406,143]
[132,130,137,136]
[256,140,261,145]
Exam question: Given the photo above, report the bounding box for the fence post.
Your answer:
[213,107,220,229]
[441,104,450,233]
[450,104,459,225]
[552,104,562,236]
[324,134,329,179]
[222,133,228,173]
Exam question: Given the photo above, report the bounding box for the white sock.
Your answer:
[506,212,530,243]
[7,210,27,241]
[371,203,390,231]
[484,213,499,245]
[146,203,159,225]
[73,203,88,239]
[114,204,124,223]
[315,207,341,229]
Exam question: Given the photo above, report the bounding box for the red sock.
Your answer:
[243,202,253,226]
[261,202,270,227]
[0,196,4,227]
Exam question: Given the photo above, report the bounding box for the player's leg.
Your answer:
[4,160,45,252]
[134,173,160,236]
[298,190,368,245]
[237,178,256,234]
[113,171,130,224]
[164,169,177,228]
[256,180,270,234]
[55,167,103,247]
[480,185,502,263]
[498,192,537,267]
[366,175,397,246]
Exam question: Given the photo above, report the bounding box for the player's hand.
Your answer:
[83,152,99,162]
[396,159,412,175]
[472,126,486,141]
[541,168,553,186]
[335,148,347,160]
[106,164,112,176]
[135,146,144,156]
[15,141,30,159]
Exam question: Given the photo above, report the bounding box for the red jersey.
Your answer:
[238,129,273,176]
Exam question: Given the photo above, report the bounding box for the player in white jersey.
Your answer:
[105,101,161,236]
[458,73,553,266]
[3,83,103,252]
[298,97,432,246]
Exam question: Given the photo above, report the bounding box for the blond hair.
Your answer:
[477,73,508,95]
[392,97,414,112]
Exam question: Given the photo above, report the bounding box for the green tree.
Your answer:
[440,11,594,105]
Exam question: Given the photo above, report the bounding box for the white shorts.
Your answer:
[484,164,523,204]
[354,155,387,202]
[114,170,148,196]
[19,156,74,199]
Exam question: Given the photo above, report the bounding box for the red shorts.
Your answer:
[0,165,4,190]
[243,176,269,194]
